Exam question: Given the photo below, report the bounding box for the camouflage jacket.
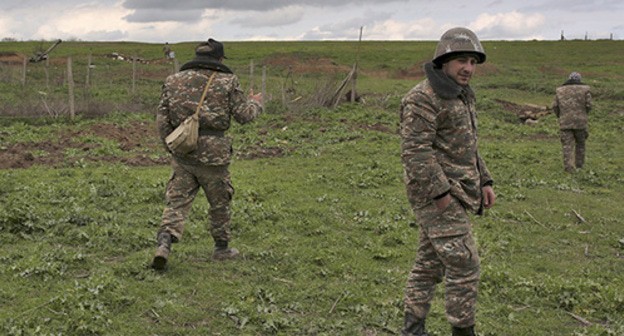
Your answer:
[157,60,262,166]
[552,80,591,130]
[400,63,493,214]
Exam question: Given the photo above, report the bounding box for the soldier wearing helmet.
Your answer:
[552,72,592,173]
[399,27,495,336]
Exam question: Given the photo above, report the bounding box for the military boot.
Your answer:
[452,325,476,336]
[211,240,239,261]
[401,312,429,336]
[151,232,172,270]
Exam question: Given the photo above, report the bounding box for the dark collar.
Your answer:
[180,56,233,74]
[424,62,474,100]
[563,79,584,86]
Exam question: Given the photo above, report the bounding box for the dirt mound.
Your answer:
[395,61,427,80]
[0,52,26,65]
[496,99,551,124]
[394,61,499,80]
[0,120,288,169]
[0,121,166,169]
[263,53,351,74]
[538,65,568,77]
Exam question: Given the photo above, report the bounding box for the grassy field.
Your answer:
[0,40,623,335]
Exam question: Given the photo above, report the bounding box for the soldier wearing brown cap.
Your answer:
[399,27,496,336]
[152,38,263,270]
[552,72,592,173]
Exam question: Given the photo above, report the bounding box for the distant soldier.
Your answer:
[552,72,592,173]
[163,42,172,59]
[399,27,495,336]
[152,38,263,270]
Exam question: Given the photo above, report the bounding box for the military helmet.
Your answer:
[432,27,486,66]
[568,72,582,81]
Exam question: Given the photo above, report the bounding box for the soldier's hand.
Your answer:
[249,89,263,105]
[482,185,496,208]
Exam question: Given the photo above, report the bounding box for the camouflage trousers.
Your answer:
[560,129,588,172]
[158,160,234,244]
[404,197,480,328]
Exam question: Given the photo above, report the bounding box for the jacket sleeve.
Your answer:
[478,154,493,186]
[585,90,592,114]
[552,94,560,117]
[228,76,263,124]
[400,92,450,202]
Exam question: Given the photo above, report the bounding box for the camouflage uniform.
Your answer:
[156,50,262,247]
[552,73,591,172]
[400,60,492,330]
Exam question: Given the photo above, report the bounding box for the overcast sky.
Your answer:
[1,0,622,43]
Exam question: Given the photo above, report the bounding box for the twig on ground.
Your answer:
[572,209,586,223]
[566,311,592,326]
[524,210,546,228]
[328,292,348,314]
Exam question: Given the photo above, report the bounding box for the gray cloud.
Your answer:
[122,0,406,21]
[1,0,621,42]
[229,6,305,28]
[521,0,623,12]
[123,0,405,11]
[301,11,393,40]
[82,30,128,41]
[123,8,203,23]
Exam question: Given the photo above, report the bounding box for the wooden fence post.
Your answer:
[132,56,137,94]
[45,57,50,90]
[351,26,363,102]
[67,57,75,119]
[262,65,267,104]
[21,57,27,86]
[249,60,255,92]
[86,53,92,88]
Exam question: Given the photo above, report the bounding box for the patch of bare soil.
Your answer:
[538,65,568,77]
[0,52,27,65]
[358,122,396,134]
[0,120,288,169]
[0,121,168,169]
[263,54,351,74]
[395,61,427,80]
[394,61,499,80]
[496,99,552,124]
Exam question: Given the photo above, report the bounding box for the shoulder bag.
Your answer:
[165,72,217,155]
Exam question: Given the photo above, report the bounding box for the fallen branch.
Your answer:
[572,209,586,223]
[524,210,546,228]
[566,311,592,326]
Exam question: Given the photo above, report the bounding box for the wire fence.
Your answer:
[0,53,352,119]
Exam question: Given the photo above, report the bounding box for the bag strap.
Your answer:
[194,72,217,117]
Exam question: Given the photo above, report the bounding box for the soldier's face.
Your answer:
[442,55,478,86]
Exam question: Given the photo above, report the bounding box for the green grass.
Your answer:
[1,104,623,335]
[1,40,624,335]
